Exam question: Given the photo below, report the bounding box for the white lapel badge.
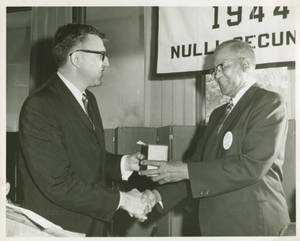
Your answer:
[223,131,233,150]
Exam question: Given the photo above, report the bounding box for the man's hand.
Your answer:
[141,189,162,210]
[139,160,189,184]
[124,152,144,172]
[119,189,150,222]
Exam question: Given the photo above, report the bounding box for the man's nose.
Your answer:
[214,69,222,79]
[102,56,109,67]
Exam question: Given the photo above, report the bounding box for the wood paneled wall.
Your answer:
[144,8,198,127]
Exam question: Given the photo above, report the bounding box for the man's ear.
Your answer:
[241,58,251,72]
[69,52,80,68]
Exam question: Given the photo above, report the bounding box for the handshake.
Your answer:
[119,188,161,222]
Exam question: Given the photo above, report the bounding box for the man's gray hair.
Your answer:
[215,39,256,66]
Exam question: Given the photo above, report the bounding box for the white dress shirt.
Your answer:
[231,79,256,110]
[57,71,87,114]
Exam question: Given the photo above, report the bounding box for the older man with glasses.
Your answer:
[18,23,151,237]
[140,39,290,236]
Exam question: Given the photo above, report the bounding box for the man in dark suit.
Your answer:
[18,24,150,236]
[140,39,290,235]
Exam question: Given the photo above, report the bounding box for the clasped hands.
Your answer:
[119,188,160,222]
[121,153,189,221]
[120,152,161,221]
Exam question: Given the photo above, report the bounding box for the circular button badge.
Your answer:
[223,131,233,150]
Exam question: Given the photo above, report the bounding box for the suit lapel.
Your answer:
[52,74,95,132]
[195,107,225,162]
[206,106,225,143]
[86,90,105,147]
[217,84,260,139]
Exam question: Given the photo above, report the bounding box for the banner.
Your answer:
[157,6,296,74]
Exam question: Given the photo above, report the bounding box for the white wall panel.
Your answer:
[144,8,197,128]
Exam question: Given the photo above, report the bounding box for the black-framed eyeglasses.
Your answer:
[69,49,107,61]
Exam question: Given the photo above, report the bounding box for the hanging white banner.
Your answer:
[157,6,296,74]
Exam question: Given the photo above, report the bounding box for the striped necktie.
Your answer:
[217,98,234,134]
[224,98,234,118]
[82,92,95,130]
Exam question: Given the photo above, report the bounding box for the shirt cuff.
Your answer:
[117,191,122,209]
[153,189,164,208]
[158,201,164,208]
[120,155,133,181]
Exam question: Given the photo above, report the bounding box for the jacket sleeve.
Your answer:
[105,152,123,181]
[188,91,288,198]
[155,181,191,214]
[19,95,120,222]
[154,124,210,212]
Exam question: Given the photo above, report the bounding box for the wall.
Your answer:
[86,7,197,129]
[6,11,31,131]
[6,8,72,132]
[86,7,145,129]
[144,8,197,127]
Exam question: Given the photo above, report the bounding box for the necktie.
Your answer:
[224,98,234,118]
[82,92,95,130]
[217,98,234,134]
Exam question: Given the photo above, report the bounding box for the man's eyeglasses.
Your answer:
[69,49,107,61]
[209,63,224,79]
[208,57,242,78]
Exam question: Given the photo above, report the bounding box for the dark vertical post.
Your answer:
[72,7,87,24]
[195,72,206,125]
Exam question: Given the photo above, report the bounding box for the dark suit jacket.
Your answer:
[156,84,290,236]
[18,74,123,236]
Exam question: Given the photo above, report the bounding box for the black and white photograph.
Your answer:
[1,0,299,239]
